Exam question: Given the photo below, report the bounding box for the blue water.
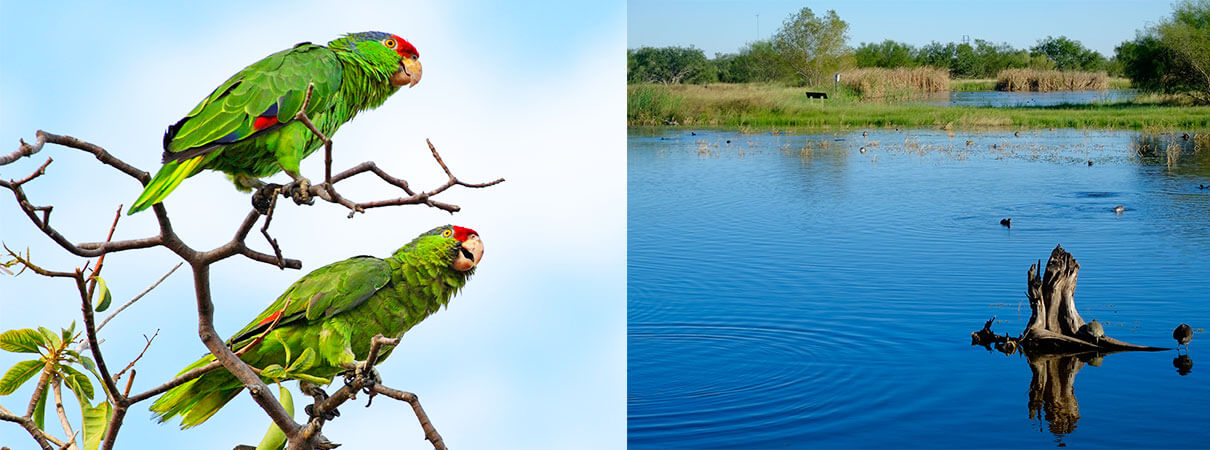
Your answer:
[628,128,1210,448]
[924,89,1137,107]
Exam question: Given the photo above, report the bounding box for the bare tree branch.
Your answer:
[4,125,500,449]
[1,404,63,450]
[51,377,78,450]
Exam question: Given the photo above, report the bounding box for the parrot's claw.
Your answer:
[252,183,284,215]
[286,177,314,206]
[300,381,340,421]
[340,362,381,389]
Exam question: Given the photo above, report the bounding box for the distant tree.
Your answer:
[772,7,852,85]
[916,41,955,69]
[1156,0,1210,99]
[1115,0,1209,100]
[951,42,979,78]
[855,40,917,68]
[628,46,716,85]
[972,39,1030,77]
[715,40,789,83]
[1030,36,1107,71]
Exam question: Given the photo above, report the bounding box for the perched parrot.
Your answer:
[149,225,483,428]
[128,31,422,215]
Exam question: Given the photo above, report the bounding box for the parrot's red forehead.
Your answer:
[392,34,419,58]
[452,226,477,242]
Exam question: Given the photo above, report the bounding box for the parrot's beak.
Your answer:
[391,58,422,88]
[453,234,483,272]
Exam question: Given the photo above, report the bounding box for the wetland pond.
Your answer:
[925,89,1138,107]
[628,128,1210,448]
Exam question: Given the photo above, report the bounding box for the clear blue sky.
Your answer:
[629,0,1172,57]
[1,1,623,448]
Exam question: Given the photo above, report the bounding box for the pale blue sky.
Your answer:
[1,1,623,448]
[628,0,1172,57]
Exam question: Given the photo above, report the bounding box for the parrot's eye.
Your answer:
[384,38,397,49]
[441,229,453,238]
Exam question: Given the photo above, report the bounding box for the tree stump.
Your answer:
[972,244,1166,353]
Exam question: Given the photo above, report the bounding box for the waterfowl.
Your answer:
[1113,205,1125,214]
[1088,160,1094,166]
[859,147,866,153]
[1174,323,1193,352]
[1182,133,1190,141]
[1014,131,1020,137]
[1000,218,1011,228]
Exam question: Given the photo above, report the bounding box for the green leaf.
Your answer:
[254,385,293,450]
[33,379,48,430]
[0,359,44,395]
[37,327,61,350]
[92,276,113,312]
[62,322,77,344]
[260,364,286,380]
[286,348,316,374]
[82,399,112,450]
[0,328,45,353]
[79,355,97,373]
[62,365,94,402]
[292,373,330,385]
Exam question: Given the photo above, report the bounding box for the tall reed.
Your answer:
[839,67,950,99]
[996,69,1108,92]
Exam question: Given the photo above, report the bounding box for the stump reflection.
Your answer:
[1025,352,1093,436]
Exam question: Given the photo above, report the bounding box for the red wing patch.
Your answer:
[253,116,279,131]
[257,309,284,327]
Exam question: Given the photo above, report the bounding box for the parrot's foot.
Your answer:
[300,381,341,421]
[340,361,382,388]
[285,177,314,206]
[252,183,284,215]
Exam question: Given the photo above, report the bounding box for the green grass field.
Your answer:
[628,83,1208,130]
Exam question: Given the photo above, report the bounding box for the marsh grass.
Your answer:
[628,83,1210,130]
[996,69,1109,91]
[839,67,950,100]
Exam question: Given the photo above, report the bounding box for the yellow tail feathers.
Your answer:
[128,156,206,215]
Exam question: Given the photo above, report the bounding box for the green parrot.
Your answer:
[128,31,423,215]
[149,225,483,428]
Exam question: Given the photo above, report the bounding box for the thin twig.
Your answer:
[113,330,158,382]
[370,385,446,450]
[51,377,77,450]
[259,189,286,269]
[85,205,123,302]
[94,262,183,333]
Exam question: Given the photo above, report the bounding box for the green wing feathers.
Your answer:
[163,45,341,158]
[149,256,391,428]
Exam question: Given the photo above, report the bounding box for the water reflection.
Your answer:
[1174,355,1194,376]
[922,89,1138,107]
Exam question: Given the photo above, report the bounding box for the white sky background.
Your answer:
[0,1,624,448]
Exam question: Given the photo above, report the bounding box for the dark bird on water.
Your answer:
[862,131,868,137]
[1174,323,1193,352]
[1088,160,1094,166]
[1199,184,1208,189]
[1014,131,1020,137]
[1000,218,1011,228]
[1182,132,1190,141]
[1113,205,1125,214]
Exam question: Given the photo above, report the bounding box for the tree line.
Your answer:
[627,0,1210,100]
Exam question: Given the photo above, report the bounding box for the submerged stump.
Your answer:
[973,244,1166,353]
